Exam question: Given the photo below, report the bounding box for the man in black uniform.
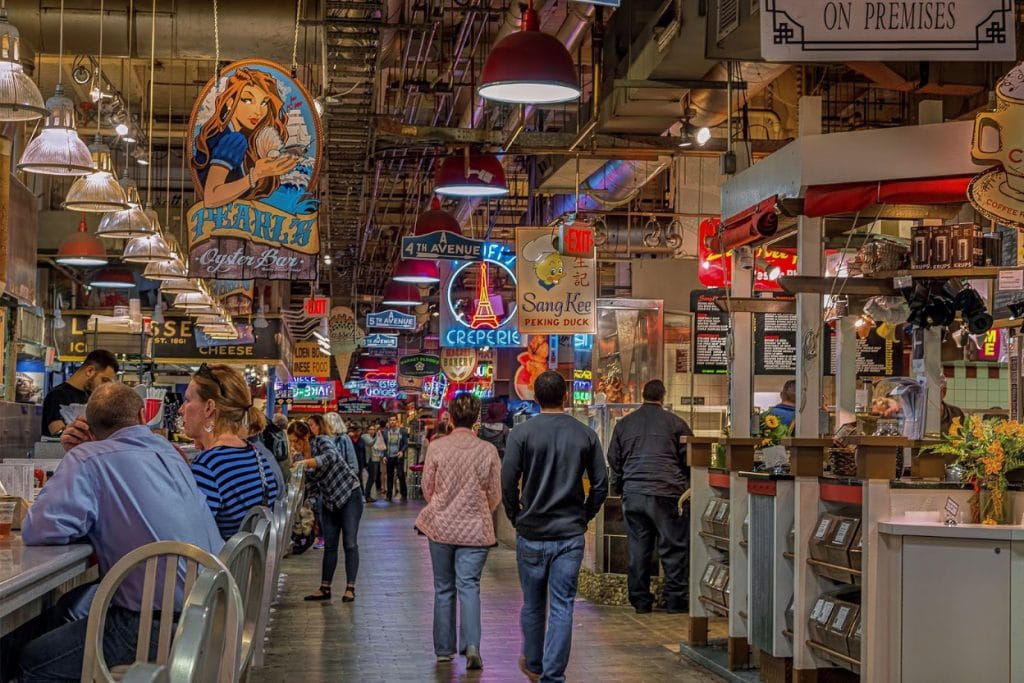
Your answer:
[607,379,693,614]
[41,349,119,437]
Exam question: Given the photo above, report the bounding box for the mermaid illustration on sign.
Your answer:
[187,59,323,281]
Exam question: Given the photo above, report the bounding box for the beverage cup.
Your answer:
[972,106,1024,194]
[0,501,16,539]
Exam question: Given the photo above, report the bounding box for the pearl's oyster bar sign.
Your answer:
[761,0,1015,62]
[186,59,323,280]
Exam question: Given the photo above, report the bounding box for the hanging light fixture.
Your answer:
[381,283,422,307]
[90,267,136,289]
[414,197,463,235]
[18,1,93,174]
[118,170,143,208]
[173,290,213,309]
[393,259,440,285]
[0,6,46,121]
[434,153,508,198]
[63,0,128,212]
[158,277,201,294]
[97,204,154,238]
[151,295,165,324]
[143,255,186,280]
[122,230,173,263]
[55,213,108,267]
[477,0,580,106]
[678,108,711,148]
[63,136,129,212]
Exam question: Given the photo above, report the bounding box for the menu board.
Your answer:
[825,327,903,377]
[754,311,797,375]
[691,289,729,374]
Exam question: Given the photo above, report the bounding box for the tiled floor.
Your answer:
[253,500,724,682]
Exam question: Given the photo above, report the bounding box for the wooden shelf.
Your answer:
[778,275,895,295]
[807,557,862,580]
[699,531,731,546]
[806,639,861,669]
[698,595,730,617]
[871,266,1008,280]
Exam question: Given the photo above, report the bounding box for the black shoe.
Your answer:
[634,605,653,614]
[304,586,332,601]
[666,598,689,614]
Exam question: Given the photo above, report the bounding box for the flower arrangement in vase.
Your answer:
[925,416,1024,525]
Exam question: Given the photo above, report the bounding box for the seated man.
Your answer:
[13,382,224,682]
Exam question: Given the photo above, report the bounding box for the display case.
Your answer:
[592,299,663,405]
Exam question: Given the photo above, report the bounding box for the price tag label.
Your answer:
[944,496,960,519]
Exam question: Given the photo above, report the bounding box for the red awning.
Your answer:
[802,175,973,218]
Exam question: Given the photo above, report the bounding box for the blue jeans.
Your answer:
[320,493,364,585]
[516,534,585,683]
[427,541,489,657]
[6,584,172,682]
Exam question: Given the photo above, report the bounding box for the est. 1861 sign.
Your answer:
[187,59,323,280]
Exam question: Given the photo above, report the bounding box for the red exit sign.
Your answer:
[558,224,594,258]
[304,297,329,316]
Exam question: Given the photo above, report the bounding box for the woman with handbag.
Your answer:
[289,420,364,602]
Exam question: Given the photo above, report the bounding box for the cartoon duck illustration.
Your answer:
[522,235,565,290]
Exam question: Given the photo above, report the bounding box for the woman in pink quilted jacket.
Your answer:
[415,392,502,671]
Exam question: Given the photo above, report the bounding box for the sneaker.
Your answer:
[436,655,453,663]
[518,655,541,681]
[312,538,324,550]
[465,645,483,670]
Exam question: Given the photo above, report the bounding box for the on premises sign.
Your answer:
[440,242,523,348]
[761,0,1015,62]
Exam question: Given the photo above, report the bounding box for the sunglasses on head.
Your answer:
[196,363,226,397]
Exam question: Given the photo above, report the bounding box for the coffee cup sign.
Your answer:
[970,62,1024,228]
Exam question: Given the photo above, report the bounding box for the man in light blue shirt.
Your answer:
[10,382,223,682]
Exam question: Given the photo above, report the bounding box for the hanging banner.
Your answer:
[209,280,254,316]
[970,63,1024,229]
[399,353,441,378]
[440,242,522,348]
[293,340,330,377]
[515,228,596,335]
[366,309,418,330]
[761,0,1015,62]
[186,59,322,280]
[440,348,478,382]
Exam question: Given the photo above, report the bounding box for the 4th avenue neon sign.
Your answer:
[442,242,522,348]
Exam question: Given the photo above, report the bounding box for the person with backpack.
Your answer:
[478,402,509,459]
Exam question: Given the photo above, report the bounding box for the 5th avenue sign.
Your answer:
[401,231,486,261]
[366,309,418,330]
[363,333,399,349]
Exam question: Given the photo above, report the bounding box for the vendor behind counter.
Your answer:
[40,349,119,438]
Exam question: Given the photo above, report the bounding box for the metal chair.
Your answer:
[218,526,267,679]
[165,569,244,683]
[81,541,242,683]
[238,506,272,548]
[236,506,279,669]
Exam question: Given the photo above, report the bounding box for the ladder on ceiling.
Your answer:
[323,0,382,300]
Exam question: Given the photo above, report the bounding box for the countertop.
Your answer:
[0,535,94,618]
[879,519,1024,541]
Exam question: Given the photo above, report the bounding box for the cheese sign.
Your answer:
[440,347,477,382]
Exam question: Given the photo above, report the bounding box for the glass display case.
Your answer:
[592,299,664,405]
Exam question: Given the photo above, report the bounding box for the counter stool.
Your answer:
[408,463,424,500]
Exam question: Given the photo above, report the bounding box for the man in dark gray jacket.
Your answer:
[607,379,693,614]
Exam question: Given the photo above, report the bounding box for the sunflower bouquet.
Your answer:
[758,411,791,448]
[925,416,1024,524]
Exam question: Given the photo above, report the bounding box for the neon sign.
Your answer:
[441,241,522,348]
[572,368,593,406]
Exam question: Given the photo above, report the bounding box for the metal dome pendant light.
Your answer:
[143,254,187,280]
[55,213,107,267]
[393,259,440,285]
[97,204,154,238]
[477,0,580,105]
[381,283,423,307]
[0,2,46,121]
[158,277,202,295]
[414,197,463,235]
[18,0,92,174]
[62,0,128,212]
[433,152,508,198]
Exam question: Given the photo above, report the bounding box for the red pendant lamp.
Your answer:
[434,153,508,198]
[414,197,463,235]
[56,214,108,267]
[393,259,440,285]
[381,283,423,307]
[478,0,581,105]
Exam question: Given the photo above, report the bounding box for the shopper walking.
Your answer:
[288,420,364,602]
[383,414,409,502]
[502,371,608,683]
[607,379,694,614]
[415,393,501,670]
[361,423,384,502]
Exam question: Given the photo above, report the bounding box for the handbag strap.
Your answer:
[250,445,270,507]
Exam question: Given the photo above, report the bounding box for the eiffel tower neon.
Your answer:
[471,262,500,330]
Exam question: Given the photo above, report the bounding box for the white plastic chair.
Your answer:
[81,541,242,683]
[218,525,267,679]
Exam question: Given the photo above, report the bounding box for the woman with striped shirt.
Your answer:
[181,363,280,540]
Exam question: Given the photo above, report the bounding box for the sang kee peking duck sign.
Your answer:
[186,59,323,280]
